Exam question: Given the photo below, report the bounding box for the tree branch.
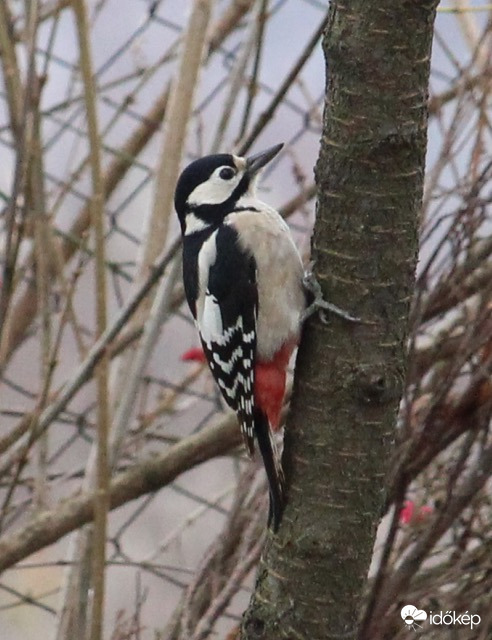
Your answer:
[0,415,241,575]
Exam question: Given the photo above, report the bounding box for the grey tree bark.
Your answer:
[242,2,439,639]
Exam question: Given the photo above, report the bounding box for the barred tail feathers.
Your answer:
[254,408,285,531]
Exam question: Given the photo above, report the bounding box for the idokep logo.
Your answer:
[429,610,481,629]
[401,605,427,631]
[401,604,481,632]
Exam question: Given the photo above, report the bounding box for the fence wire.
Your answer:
[0,1,491,639]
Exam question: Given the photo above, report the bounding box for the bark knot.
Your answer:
[354,365,398,404]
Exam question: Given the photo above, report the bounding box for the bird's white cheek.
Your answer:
[188,178,236,206]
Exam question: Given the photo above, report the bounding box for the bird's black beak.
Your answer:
[246,143,283,177]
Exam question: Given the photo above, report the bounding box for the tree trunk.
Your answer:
[242,2,438,639]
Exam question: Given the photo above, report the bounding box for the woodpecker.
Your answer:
[174,143,306,530]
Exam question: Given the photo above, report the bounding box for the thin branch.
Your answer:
[109,251,183,466]
[0,0,41,348]
[238,13,328,155]
[237,0,267,142]
[189,537,262,640]
[0,1,23,137]
[0,413,241,575]
[32,69,51,514]
[0,239,181,479]
[138,0,214,281]
[366,443,492,637]
[0,0,258,367]
[207,0,255,55]
[0,86,170,368]
[210,8,257,153]
[71,1,110,638]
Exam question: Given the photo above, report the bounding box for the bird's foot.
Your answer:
[302,271,363,324]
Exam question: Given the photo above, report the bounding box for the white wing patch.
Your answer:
[196,231,220,343]
[200,292,223,344]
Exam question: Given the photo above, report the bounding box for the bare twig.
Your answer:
[0,0,41,348]
[367,444,492,637]
[109,251,182,465]
[207,0,255,55]
[210,8,257,153]
[138,0,215,280]
[0,413,241,575]
[238,14,328,155]
[237,0,267,142]
[0,240,181,481]
[71,1,110,638]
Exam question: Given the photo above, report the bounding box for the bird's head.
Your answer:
[174,143,283,235]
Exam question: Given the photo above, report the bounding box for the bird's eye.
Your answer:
[219,167,235,180]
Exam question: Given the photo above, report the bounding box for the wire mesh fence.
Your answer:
[0,1,491,638]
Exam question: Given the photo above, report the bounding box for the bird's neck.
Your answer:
[230,193,264,213]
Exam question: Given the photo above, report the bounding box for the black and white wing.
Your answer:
[182,223,285,530]
[195,224,258,454]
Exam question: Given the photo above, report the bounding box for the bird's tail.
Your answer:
[253,408,285,531]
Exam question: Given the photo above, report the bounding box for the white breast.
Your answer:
[226,203,305,361]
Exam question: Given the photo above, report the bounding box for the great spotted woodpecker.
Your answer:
[174,144,306,530]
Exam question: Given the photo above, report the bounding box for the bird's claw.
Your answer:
[302,271,363,324]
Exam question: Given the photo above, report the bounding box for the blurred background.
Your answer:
[0,1,491,638]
